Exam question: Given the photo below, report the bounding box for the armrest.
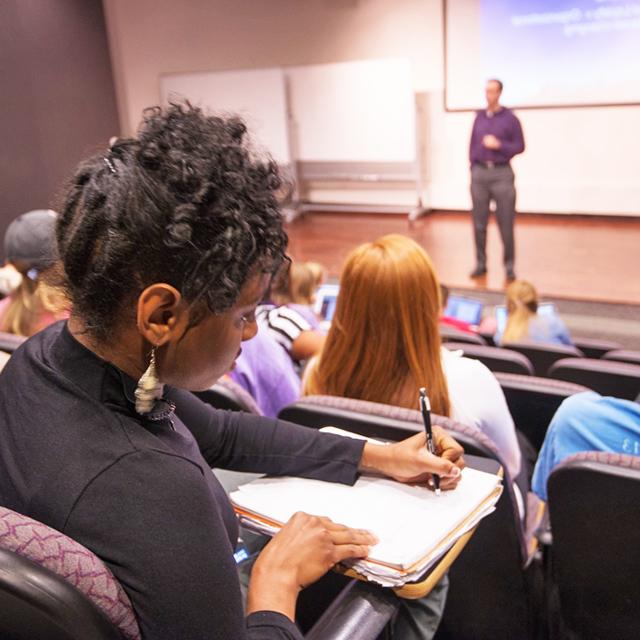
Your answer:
[305,580,399,640]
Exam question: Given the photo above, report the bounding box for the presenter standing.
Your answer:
[469,79,525,282]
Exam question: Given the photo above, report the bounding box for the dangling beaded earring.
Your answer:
[134,347,164,415]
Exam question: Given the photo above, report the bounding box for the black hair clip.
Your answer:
[104,156,117,174]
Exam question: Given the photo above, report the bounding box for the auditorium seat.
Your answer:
[439,325,487,345]
[494,373,590,452]
[546,452,640,640]
[280,396,544,640]
[572,337,622,359]
[548,358,640,400]
[194,377,261,413]
[443,342,534,376]
[0,331,26,354]
[0,507,140,640]
[500,341,584,377]
[603,349,640,366]
[478,330,496,346]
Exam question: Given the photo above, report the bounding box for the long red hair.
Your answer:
[304,234,451,416]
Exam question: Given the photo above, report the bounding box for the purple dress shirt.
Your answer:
[469,107,525,166]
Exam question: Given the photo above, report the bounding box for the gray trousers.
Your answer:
[470,163,516,272]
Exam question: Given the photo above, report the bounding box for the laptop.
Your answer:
[443,295,484,327]
[314,283,340,323]
[495,302,557,336]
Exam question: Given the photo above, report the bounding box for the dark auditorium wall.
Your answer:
[0,0,119,260]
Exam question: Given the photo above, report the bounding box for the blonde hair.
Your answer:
[502,279,538,343]
[304,234,451,416]
[272,261,317,306]
[305,261,326,288]
[0,270,68,337]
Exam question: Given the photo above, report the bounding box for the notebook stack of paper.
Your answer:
[230,435,502,587]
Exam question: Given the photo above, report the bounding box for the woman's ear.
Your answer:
[136,284,187,346]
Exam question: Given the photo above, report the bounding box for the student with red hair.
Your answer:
[304,234,520,480]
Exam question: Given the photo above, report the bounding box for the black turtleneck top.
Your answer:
[0,321,365,640]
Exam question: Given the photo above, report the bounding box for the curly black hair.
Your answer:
[56,103,288,341]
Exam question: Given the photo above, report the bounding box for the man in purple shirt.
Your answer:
[469,79,525,282]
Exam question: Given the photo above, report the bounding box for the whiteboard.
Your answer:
[159,68,290,164]
[287,59,416,163]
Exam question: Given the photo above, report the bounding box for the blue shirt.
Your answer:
[469,107,525,165]
[532,392,640,501]
[497,314,573,347]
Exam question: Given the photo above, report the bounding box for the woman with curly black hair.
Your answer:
[0,104,464,640]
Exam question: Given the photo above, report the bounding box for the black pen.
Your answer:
[419,387,441,496]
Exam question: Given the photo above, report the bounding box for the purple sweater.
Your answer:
[469,107,525,166]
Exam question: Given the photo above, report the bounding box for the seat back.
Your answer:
[279,396,541,640]
[444,342,534,376]
[602,349,640,366]
[547,452,640,640]
[502,341,583,377]
[0,548,123,640]
[548,357,640,400]
[0,331,26,354]
[495,373,590,452]
[194,377,261,414]
[572,337,622,359]
[0,507,140,640]
[439,325,487,345]
[478,331,496,346]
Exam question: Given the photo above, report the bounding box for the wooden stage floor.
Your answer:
[285,211,640,305]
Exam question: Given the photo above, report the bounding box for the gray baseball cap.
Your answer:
[4,209,58,273]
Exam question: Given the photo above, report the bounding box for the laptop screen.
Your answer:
[444,295,484,326]
[495,302,557,336]
[314,284,340,322]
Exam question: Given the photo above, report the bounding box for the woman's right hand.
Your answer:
[247,511,376,620]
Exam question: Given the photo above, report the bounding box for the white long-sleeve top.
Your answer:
[441,347,521,480]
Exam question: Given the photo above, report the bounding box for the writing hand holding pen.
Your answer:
[359,429,465,490]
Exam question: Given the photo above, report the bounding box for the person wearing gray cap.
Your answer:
[0,209,68,336]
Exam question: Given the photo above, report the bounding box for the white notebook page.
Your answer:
[231,466,501,570]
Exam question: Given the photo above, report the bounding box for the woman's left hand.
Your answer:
[360,426,465,491]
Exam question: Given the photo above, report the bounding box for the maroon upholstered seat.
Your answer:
[500,340,584,378]
[444,342,534,376]
[0,506,140,640]
[547,451,640,640]
[602,349,640,366]
[280,395,545,639]
[195,376,262,414]
[0,330,26,354]
[571,337,622,359]
[494,372,590,452]
[548,357,640,400]
[439,325,487,345]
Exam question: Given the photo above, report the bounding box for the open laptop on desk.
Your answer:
[314,283,340,324]
[443,295,484,327]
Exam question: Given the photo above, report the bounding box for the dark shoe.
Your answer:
[469,266,487,278]
[505,270,517,282]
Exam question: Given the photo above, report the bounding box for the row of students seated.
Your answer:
[228,235,638,521]
[0,104,466,640]
[441,279,573,346]
[0,103,637,640]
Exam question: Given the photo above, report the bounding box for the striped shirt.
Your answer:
[256,304,312,356]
